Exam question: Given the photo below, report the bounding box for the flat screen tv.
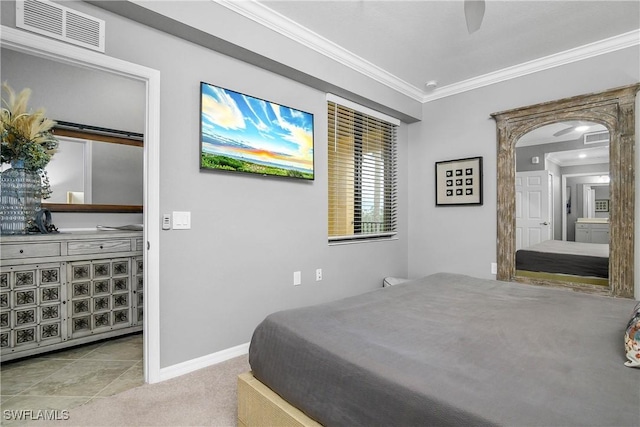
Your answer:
[200,82,314,180]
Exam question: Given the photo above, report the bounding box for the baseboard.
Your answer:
[158,342,249,382]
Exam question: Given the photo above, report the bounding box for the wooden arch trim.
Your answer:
[491,84,639,298]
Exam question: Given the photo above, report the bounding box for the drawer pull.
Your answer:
[100,245,104,249]
[19,249,24,254]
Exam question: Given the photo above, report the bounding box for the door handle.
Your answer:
[540,221,549,225]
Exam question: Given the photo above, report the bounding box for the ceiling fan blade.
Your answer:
[464,0,485,34]
[553,126,576,137]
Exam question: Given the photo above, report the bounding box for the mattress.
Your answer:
[249,273,638,427]
[516,240,609,278]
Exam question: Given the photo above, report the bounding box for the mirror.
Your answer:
[514,121,610,246]
[514,121,610,287]
[492,84,639,298]
[42,126,143,213]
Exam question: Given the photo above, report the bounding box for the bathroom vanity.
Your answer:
[0,230,143,361]
[575,218,610,244]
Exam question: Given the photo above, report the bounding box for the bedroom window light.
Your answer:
[327,95,398,243]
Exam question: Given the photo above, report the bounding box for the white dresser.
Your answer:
[0,231,143,361]
[575,219,610,244]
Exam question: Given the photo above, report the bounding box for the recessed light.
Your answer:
[425,80,438,90]
[575,125,589,132]
[579,153,587,158]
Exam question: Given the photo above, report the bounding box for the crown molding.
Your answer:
[216,1,638,104]
[423,29,640,103]
[216,0,425,102]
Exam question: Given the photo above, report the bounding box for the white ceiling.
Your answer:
[257,0,639,96]
[546,146,610,167]
[242,0,637,150]
[518,121,610,166]
[518,122,608,146]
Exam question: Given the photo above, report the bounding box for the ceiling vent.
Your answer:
[16,0,105,52]
[584,130,609,145]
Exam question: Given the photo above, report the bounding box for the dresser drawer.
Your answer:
[67,239,131,256]
[575,223,590,229]
[1,243,62,260]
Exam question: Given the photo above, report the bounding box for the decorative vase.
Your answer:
[0,160,42,235]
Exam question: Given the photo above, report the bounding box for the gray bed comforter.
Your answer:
[249,273,639,427]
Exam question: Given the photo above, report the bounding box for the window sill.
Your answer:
[328,236,399,246]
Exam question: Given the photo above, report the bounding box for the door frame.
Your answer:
[2,26,162,383]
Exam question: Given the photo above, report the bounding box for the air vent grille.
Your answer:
[66,11,102,46]
[16,0,105,52]
[584,130,610,145]
[23,0,63,36]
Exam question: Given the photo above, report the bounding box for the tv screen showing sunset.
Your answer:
[200,82,314,180]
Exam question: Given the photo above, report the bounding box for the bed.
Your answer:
[516,240,609,285]
[240,273,638,427]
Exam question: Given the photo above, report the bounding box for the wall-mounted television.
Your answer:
[200,82,314,180]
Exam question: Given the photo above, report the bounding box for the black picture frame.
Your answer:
[435,156,483,206]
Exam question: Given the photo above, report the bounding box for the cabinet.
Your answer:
[575,222,610,244]
[0,231,143,361]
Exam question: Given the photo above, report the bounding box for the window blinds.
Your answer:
[328,98,398,242]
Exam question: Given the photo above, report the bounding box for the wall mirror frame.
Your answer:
[43,124,143,214]
[491,84,639,298]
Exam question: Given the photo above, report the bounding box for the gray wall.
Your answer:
[408,46,639,279]
[1,49,145,133]
[2,1,409,367]
[1,48,145,228]
[2,1,638,368]
[515,137,609,172]
[91,142,143,205]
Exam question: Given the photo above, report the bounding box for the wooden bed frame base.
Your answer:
[515,270,609,292]
[238,371,322,427]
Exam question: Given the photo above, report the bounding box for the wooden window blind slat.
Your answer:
[328,100,398,242]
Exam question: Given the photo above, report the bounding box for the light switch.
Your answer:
[172,211,191,230]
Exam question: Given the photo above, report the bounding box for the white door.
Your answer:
[516,171,552,250]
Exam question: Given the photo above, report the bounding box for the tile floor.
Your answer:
[0,333,143,426]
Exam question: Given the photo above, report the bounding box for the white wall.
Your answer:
[1,1,410,368]
[408,46,639,283]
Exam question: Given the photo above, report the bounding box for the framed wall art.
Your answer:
[595,199,609,212]
[435,156,483,206]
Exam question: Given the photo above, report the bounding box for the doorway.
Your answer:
[1,27,160,382]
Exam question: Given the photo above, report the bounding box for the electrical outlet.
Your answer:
[316,268,322,281]
[491,262,497,275]
[293,271,301,286]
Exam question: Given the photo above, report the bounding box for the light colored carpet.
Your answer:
[28,355,250,427]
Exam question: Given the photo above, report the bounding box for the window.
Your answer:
[327,95,398,242]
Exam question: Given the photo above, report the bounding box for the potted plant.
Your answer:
[1,82,58,234]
